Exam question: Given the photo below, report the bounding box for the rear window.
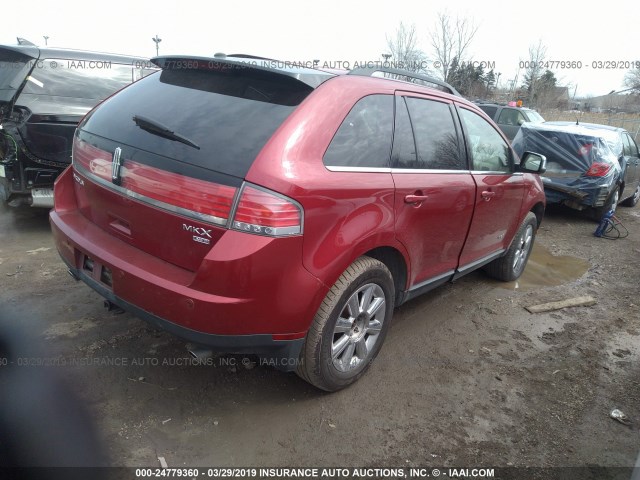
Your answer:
[80,67,313,179]
[513,126,621,173]
[477,105,498,119]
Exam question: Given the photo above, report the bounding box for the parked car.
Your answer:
[476,102,545,141]
[50,56,546,391]
[0,44,155,208]
[513,121,640,218]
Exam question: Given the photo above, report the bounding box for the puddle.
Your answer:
[499,244,590,291]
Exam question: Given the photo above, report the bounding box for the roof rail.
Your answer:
[347,67,461,97]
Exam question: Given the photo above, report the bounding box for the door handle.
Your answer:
[404,194,429,204]
[481,191,496,201]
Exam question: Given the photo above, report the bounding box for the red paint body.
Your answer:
[50,65,545,354]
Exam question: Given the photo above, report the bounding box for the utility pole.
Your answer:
[152,35,162,56]
[43,36,49,46]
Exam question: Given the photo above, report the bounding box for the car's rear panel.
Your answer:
[51,59,333,341]
[513,122,621,206]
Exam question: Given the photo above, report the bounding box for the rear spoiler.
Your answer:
[150,55,325,87]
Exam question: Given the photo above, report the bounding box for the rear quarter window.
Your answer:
[323,94,393,169]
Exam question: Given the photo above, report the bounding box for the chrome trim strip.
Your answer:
[73,163,229,226]
[391,168,468,174]
[456,249,505,274]
[325,166,392,173]
[408,270,455,292]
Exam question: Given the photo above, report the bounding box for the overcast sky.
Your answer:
[3,0,637,98]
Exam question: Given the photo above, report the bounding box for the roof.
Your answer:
[521,121,625,145]
[543,121,624,134]
[475,101,536,112]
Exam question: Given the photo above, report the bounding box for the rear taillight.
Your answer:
[72,137,302,236]
[73,138,112,182]
[121,160,236,225]
[231,185,302,236]
[73,137,236,225]
[585,162,612,177]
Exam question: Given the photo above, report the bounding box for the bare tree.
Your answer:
[429,12,479,82]
[624,67,640,93]
[386,22,428,73]
[522,40,548,107]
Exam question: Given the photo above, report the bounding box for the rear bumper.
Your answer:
[543,176,615,208]
[49,169,328,366]
[62,256,304,369]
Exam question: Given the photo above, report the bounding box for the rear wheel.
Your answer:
[592,186,620,220]
[297,256,394,391]
[485,212,537,282]
[621,184,640,207]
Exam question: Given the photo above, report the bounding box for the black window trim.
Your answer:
[391,92,469,172]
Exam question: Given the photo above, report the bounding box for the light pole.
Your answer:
[43,36,49,46]
[152,35,162,56]
[382,53,392,63]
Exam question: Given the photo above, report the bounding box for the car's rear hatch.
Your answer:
[0,45,39,122]
[513,123,621,189]
[72,57,327,271]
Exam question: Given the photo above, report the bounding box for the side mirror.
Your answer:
[520,151,547,174]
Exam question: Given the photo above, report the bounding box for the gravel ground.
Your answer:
[0,201,639,474]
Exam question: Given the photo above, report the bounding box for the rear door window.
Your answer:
[323,94,393,168]
[623,133,639,156]
[402,97,464,170]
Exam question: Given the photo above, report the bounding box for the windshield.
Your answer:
[525,110,544,123]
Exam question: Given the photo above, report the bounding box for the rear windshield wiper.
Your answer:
[132,115,200,150]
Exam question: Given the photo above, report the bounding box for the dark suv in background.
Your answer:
[476,102,545,141]
[50,56,546,391]
[0,44,154,207]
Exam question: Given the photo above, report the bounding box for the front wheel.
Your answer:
[297,256,394,391]
[485,212,537,282]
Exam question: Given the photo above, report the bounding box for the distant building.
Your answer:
[583,93,640,113]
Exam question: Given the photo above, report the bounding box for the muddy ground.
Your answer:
[0,201,639,471]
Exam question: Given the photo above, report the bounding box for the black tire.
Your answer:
[621,184,640,207]
[297,256,394,392]
[592,186,620,220]
[484,212,537,282]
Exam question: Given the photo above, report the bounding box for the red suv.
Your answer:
[50,56,546,391]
